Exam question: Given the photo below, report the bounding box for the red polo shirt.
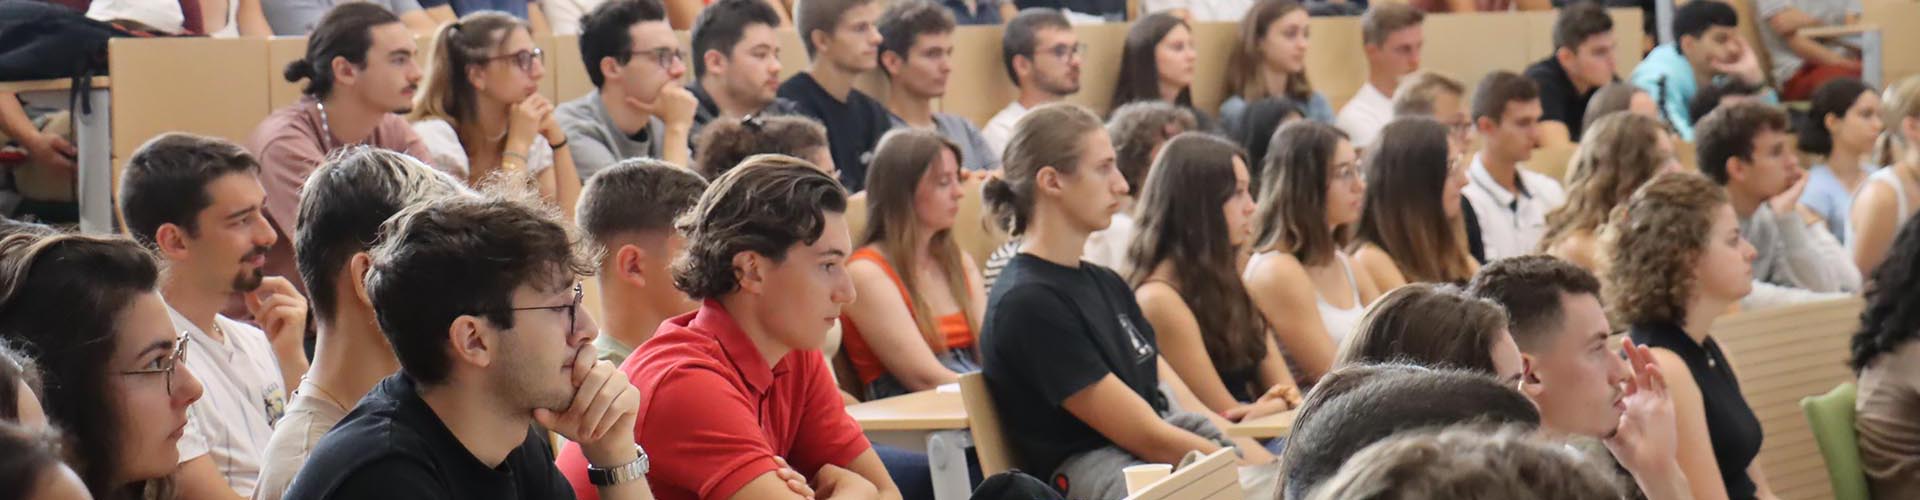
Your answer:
[556,300,871,500]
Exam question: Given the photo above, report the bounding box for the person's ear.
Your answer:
[153,223,192,262]
[447,314,496,370]
[1475,114,1497,134]
[1518,354,1546,398]
[1012,54,1034,83]
[1554,46,1577,69]
[614,244,648,289]
[704,49,727,77]
[808,30,832,59]
[331,55,358,88]
[349,252,375,310]
[880,50,902,77]
[1824,111,1845,137]
[1725,155,1751,184]
[732,250,764,295]
[466,64,488,93]
[1035,165,1064,197]
[599,56,623,84]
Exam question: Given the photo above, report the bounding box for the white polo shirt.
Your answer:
[1463,154,1567,262]
[1335,82,1394,149]
[169,303,287,497]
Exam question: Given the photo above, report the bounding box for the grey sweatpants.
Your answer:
[1049,411,1281,499]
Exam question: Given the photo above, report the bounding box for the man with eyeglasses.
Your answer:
[248,3,442,302]
[686,0,803,149]
[285,188,652,500]
[117,132,313,500]
[558,0,697,182]
[982,8,1079,159]
[877,0,995,171]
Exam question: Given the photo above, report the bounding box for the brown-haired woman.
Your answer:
[1109,13,1205,129]
[1220,0,1332,136]
[1129,132,1300,424]
[1334,283,1523,382]
[1245,121,1379,386]
[1351,117,1478,291]
[692,114,835,180]
[1540,112,1684,273]
[409,12,583,219]
[839,129,985,399]
[1610,172,1775,500]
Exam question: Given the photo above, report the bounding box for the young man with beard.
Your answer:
[981,8,1079,158]
[686,0,803,146]
[118,133,314,500]
[1468,255,1696,500]
[248,2,439,297]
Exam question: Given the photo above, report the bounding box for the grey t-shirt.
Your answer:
[556,90,665,184]
[263,0,423,35]
[888,112,998,171]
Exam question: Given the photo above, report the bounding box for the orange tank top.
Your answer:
[839,247,976,385]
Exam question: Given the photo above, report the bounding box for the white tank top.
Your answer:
[1849,168,1914,253]
[1247,250,1367,346]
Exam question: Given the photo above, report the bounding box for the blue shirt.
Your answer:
[1800,163,1877,243]
[1629,44,1778,141]
[416,0,529,19]
[1218,92,1335,140]
[941,0,1003,25]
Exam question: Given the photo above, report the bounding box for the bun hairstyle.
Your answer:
[285,2,403,99]
[984,103,1106,237]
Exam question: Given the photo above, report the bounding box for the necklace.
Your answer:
[300,376,352,410]
[316,100,336,151]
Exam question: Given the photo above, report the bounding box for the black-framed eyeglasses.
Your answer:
[485,48,546,73]
[629,47,686,68]
[505,283,583,335]
[120,331,190,397]
[1041,42,1087,60]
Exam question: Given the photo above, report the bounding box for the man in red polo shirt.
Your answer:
[557,155,900,500]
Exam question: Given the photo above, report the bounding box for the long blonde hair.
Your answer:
[862,129,977,351]
[408,13,527,127]
[1876,76,1920,167]
[1542,112,1670,251]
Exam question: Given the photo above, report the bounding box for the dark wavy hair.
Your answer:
[283,2,403,99]
[1852,214,1920,372]
[1799,78,1876,156]
[1127,133,1269,385]
[674,155,849,299]
[1109,12,1191,112]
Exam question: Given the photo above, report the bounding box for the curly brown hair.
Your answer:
[674,155,849,299]
[1541,112,1672,252]
[692,115,830,180]
[1604,172,1727,327]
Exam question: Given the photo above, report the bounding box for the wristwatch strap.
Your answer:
[587,444,650,486]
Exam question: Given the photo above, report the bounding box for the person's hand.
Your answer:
[511,95,556,146]
[1604,338,1679,479]
[773,457,818,499]
[1769,170,1810,217]
[812,464,878,500]
[626,85,698,130]
[245,276,309,357]
[1713,42,1766,86]
[20,132,75,172]
[537,347,642,466]
[1224,386,1299,422]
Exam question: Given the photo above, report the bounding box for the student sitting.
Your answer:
[1245,121,1378,386]
[559,0,696,180]
[1687,77,1772,130]
[1233,99,1303,180]
[250,3,439,297]
[876,0,997,171]
[262,0,438,36]
[837,129,986,400]
[253,148,467,500]
[686,0,804,146]
[1470,255,1696,500]
[1308,425,1628,500]
[692,114,834,179]
[980,103,1276,500]
[1014,0,1124,24]
[1351,118,1478,289]
[1527,2,1618,147]
[1582,81,1665,132]
[1336,3,1424,149]
[1757,0,1864,100]
[1276,363,1542,500]
[0,340,40,426]
[562,156,901,500]
[0,234,206,500]
[576,159,707,366]
[1696,102,1860,307]
[782,0,893,192]
[286,186,651,500]
[1608,171,1778,500]
[1388,71,1470,159]
[1335,284,1523,381]
[1628,0,1774,141]
[1086,101,1196,275]
[1850,215,1920,499]
[1850,76,1920,277]
[418,0,547,29]
[1463,71,1565,262]
[1797,78,1881,244]
[409,12,583,217]
[1221,0,1330,138]
[118,134,312,500]
[1540,112,1681,274]
[1128,133,1301,423]
[1109,13,1205,131]
[983,8,1081,157]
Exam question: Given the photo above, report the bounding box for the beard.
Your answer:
[495,335,577,413]
[232,245,270,292]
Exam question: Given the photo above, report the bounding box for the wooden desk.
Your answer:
[1226,410,1296,439]
[845,389,969,431]
[0,77,112,235]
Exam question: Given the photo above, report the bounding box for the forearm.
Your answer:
[552,146,581,220]
[1775,214,1858,292]
[662,124,691,168]
[0,96,39,142]
[585,439,653,500]
[1122,424,1223,465]
[1786,36,1854,65]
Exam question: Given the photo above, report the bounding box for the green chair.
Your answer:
[1801,382,1870,500]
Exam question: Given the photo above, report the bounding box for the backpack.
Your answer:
[0,0,137,111]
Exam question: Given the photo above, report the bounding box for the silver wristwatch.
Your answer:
[586,444,649,486]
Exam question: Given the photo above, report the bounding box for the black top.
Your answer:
[980,254,1168,476]
[1524,56,1610,141]
[776,73,893,193]
[1628,322,1762,500]
[686,80,804,152]
[283,375,573,500]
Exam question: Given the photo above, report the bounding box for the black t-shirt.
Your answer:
[1525,56,1616,141]
[283,374,574,500]
[776,72,893,193]
[980,253,1167,476]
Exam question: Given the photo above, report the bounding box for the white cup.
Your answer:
[1122,463,1174,495]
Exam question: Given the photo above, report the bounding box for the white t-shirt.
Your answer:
[169,305,288,497]
[1462,154,1567,262]
[1335,82,1395,149]
[411,119,555,183]
[1143,0,1253,21]
[982,101,1030,160]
